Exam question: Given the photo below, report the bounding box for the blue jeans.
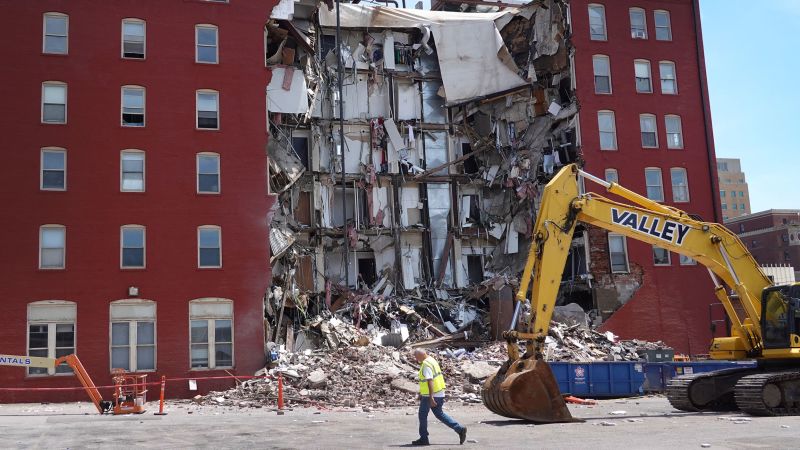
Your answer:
[418,396,463,438]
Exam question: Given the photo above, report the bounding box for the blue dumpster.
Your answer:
[549,361,646,397]
[642,360,758,392]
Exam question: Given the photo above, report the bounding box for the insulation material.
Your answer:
[267,67,309,114]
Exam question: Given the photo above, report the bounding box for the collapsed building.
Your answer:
[265,0,595,348]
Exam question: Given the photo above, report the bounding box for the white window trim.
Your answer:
[27,300,76,377]
[653,246,671,266]
[43,12,68,55]
[195,24,219,64]
[121,85,146,127]
[597,110,617,151]
[189,298,234,370]
[629,7,647,39]
[604,168,618,184]
[592,55,612,95]
[654,10,673,41]
[634,59,653,94]
[608,234,630,274]
[121,18,146,60]
[645,167,665,202]
[109,299,156,373]
[41,147,67,191]
[665,114,684,149]
[41,81,67,125]
[639,113,659,148]
[120,149,146,192]
[197,152,221,194]
[196,89,220,130]
[670,167,690,203]
[659,61,678,95]
[39,224,66,270]
[120,225,146,269]
[198,225,222,268]
[588,4,607,41]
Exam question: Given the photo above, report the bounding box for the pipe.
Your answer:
[336,1,350,287]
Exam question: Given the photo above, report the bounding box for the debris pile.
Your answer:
[545,323,668,362]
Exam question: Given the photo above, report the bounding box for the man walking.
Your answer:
[412,348,467,446]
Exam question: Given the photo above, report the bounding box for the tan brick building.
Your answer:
[717,158,751,221]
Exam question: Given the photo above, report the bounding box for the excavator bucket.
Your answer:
[482,358,576,423]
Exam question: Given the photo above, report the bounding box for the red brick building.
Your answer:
[570,0,721,353]
[727,210,800,279]
[0,1,276,402]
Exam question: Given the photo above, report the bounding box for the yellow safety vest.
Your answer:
[418,356,446,395]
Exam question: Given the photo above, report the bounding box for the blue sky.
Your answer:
[700,0,800,212]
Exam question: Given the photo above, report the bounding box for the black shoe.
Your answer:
[458,427,467,445]
[412,437,430,446]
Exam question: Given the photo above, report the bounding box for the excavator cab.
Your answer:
[762,285,800,349]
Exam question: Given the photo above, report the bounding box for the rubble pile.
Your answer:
[545,323,668,362]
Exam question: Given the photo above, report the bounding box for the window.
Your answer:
[588,5,607,41]
[189,298,233,369]
[629,8,647,39]
[197,153,220,193]
[659,61,677,94]
[121,226,145,268]
[680,254,697,265]
[593,55,612,94]
[741,203,745,210]
[41,148,66,190]
[731,191,737,198]
[121,86,145,127]
[121,151,145,192]
[739,224,745,232]
[670,167,690,202]
[722,204,727,210]
[42,82,67,124]
[634,60,652,93]
[653,246,671,265]
[27,301,76,375]
[597,111,617,150]
[739,191,744,197]
[122,19,145,59]
[197,90,219,129]
[195,25,218,64]
[40,225,65,269]
[604,168,618,184]
[110,300,156,372]
[43,13,68,54]
[717,161,729,171]
[720,190,726,198]
[198,226,221,268]
[786,251,792,261]
[665,115,683,149]
[733,204,738,210]
[645,168,664,201]
[654,10,672,41]
[608,234,629,273]
[640,114,658,148]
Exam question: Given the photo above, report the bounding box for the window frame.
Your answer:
[592,55,612,94]
[43,12,69,55]
[629,7,647,39]
[670,167,690,203]
[597,110,618,151]
[41,81,67,124]
[41,147,67,191]
[120,150,146,192]
[588,4,607,41]
[608,233,630,274]
[679,254,697,266]
[652,246,671,266]
[121,18,146,59]
[197,225,222,268]
[121,85,146,127]
[189,298,234,370]
[195,24,219,64]
[645,167,665,202]
[654,10,673,41]
[196,89,220,130]
[197,152,221,194]
[604,168,619,184]
[109,299,156,373]
[659,61,677,94]
[27,300,76,376]
[665,115,684,149]
[639,113,658,148]
[120,225,146,269]
[39,225,66,270]
[634,59,653,93]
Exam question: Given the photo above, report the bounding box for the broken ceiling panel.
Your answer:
[267,67,310,114]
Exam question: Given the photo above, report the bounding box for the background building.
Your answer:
[716,157,751,220]
[0,1,276,402]
[727,210,800,280]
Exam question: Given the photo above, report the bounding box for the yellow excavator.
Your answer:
[482,163,800,422]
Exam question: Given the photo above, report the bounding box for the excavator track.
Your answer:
[666,368,758,412]
[735,371,800,416]
[666,373,703,412]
